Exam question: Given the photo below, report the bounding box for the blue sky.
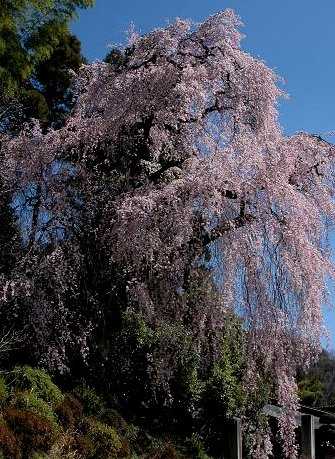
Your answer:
[72,0,335,346]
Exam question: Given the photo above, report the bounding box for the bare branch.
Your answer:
[0,327,24,357]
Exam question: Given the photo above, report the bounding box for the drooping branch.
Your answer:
[28,184,42,249]
[201,213,255,246]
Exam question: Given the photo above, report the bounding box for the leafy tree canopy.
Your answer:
[298,350,335,407]
[0,0,92,96]
[0,0,93,126]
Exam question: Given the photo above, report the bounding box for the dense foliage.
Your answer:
[0,365,253,458]
[0,0,92,129]
[1,7,335,458]
[298,350,335,408]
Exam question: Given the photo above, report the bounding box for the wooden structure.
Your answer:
[223,405,335,459]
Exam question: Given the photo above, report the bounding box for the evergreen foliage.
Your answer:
[297,350,335,407]
[0,0,93,129]
[0,0,92,98]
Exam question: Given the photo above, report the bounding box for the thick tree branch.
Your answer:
[201,213,255,246]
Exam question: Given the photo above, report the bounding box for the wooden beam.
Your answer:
[301,415,315,459]
[223,418,243,459]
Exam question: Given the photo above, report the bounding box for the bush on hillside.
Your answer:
[11,391,58,429]
[12,367,64,406]
[0,377,7,404]
[4,408,55,454]
[73,385,105,417]
[0,422,20,459]
[81,417,122,458]
[55,394,83,428]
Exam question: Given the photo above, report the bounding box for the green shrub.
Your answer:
[118,438,131,458]
[147,441,180,459]
[0,422,20,459]
[124,424,139,444]
[82,417,122,458]
[130,429,155,456]
[73,385,105,416]
[55,394,83,428]
[12,367,64,407]
[72,434,94,458]
[186,433,211,459]
[4,408,55,454]
[0,377,7,403]
[30,453,49,459]
[46,431,91,458]
[100,409,127,432]
[205,316,246,418]
[100,408,139,446]
[12,391,58,429]
[298,376,324,406]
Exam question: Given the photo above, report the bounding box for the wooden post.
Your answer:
[223,418,242,459]
[301,415,315,459]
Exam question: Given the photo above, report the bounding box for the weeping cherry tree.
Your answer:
[1,9,335,457]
